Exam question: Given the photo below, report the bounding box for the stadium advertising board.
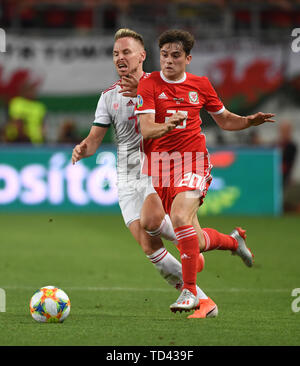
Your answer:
[0,145,281,215]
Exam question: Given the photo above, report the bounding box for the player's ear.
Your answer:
[186,54,192,65]
[140,50,146,63]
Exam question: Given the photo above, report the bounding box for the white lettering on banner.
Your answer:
[20,165,47,204]
[0,165,19,203]
[91,151,118,205]
[48,153,65,204]
[0,152,119,207]
[65,163,89,205]
[87,167,117,205]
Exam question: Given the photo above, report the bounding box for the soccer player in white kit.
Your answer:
[72,28,220,318]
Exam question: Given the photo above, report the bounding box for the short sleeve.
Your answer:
[135,77,155,115]
[203,77,225,115]
[93,93,112,127]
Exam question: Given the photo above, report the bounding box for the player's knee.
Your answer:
[170,210,188,228]
[140,213,162,233]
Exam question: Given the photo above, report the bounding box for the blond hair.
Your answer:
[114,28,145,48]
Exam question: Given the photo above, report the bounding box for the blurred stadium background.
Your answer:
[0,0,299,215]
[0,0,300,346]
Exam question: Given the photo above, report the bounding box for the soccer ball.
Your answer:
[29,286,71,323]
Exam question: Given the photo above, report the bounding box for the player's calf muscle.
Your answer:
[128,220,162,255]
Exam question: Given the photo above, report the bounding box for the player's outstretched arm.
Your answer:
[72,126,108,164]
[213,109,275,131]
[139,112,186,139]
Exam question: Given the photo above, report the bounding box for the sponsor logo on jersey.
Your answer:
[173,97,184,104]
[137,95,143,108]
[189,91,199,104]
[158,92,168,99]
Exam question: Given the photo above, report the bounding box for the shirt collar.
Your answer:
[160,70,186,84]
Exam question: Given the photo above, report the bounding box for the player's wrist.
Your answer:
[164,123,173,134]
[244,116,252,129]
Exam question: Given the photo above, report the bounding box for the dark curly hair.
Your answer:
[158,29,194,55]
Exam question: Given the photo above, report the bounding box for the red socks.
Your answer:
[174,226,238,296]
[174,225,199,296]
[202,228,238,252]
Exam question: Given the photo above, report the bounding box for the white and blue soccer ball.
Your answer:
[29,286,71,323]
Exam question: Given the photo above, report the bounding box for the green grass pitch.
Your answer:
[0,213,299,346]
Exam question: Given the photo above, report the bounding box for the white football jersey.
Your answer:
[93,80,141,183]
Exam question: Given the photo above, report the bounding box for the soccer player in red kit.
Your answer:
[135,29,275,313]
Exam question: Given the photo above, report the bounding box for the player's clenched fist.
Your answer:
[72,141,88,164]
[166,112,186,132]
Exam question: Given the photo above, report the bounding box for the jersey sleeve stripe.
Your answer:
[93,122,111,128]
[135,109,156,115]
[207,106,225,115]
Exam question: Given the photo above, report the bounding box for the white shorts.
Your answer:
[117,174,156,227]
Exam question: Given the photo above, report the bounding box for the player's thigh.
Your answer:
[170,190,201,229]
[138,174,165,231]
[140,193,165,231]
[118,186,142,227]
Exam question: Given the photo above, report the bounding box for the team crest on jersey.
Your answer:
[137,95,143,108]
[189,91,199,104]
[113,102,119,111]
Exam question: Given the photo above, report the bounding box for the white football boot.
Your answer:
[170,288,200,313]
[230,227,254,267]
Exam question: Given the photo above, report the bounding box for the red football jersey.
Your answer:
[135,71,224,178]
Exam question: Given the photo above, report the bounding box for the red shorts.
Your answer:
[154,168,212,215]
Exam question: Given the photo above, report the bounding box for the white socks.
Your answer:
[147,247,182,290]
[146,215,178,244]
[147,247,208,299]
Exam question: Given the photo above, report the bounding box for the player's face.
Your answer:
[160,42,192,81]
[113,37,146,77]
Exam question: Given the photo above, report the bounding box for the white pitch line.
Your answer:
[0,285,291,293]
